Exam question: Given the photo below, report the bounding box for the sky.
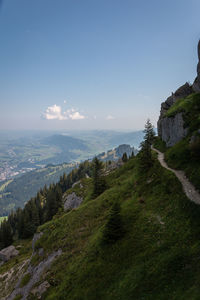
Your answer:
[0,0,199,131]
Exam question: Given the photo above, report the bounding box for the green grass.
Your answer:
[165,93,200,133]
[164,138,200,191]
[0,180,13,192]
[0,216,7,223]
[153,137,167,152]
[26,156,200,300]
[13,294,22,300]
[159,92,200,192]
[165,93,198,117]
[19,272,31,288]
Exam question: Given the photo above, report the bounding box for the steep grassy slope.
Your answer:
[20,156,200,300]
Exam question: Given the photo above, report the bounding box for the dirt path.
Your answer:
[152,147,200,205]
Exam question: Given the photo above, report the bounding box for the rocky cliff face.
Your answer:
[193,40,200,93]
[97,144,136,161]
[157,41,200,146]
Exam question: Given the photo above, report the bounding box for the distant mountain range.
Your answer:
[0,162,76,216]
[97,144,137,161]
[0,142,139,216]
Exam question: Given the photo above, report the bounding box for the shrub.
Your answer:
[102,201,124,244]
[19,273,31,288]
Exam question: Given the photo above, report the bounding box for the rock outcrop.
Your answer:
[7,249,62,300]
[0,246,19,262]
[31,280,50,299]
[193,40,200,92]
[32,232,43,252]
[157,83,192,146]
[63,192,83,211]
[97,144,136,161]
[157,40,200,146]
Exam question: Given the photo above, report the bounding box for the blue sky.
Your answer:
[0,0,199,130]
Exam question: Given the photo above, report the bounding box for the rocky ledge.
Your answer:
[157,40,200,147]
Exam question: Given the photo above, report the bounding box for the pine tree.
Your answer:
[102,201,124,244]
[0,220,13,248]
[131,151,135,158]
[91,157,106,198]
[122,152,128,162]
[139,119,155,170]
[143,118,155,145]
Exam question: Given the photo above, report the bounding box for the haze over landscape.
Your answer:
[2,1,200,300]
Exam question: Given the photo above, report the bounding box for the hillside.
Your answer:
[0,143,137,217]
[0,163,76,216]
[2,153,200,299]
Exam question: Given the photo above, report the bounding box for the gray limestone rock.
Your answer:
[32,232,43,252]
[0,246,19,262]
[63,192,83,211]
[158,40,200,146]
[31,280,50,299]
[7,249,62,300]
[38,248,44,257]
[157,82,193,145]
[193,40,200,92]
[158,113,188,147]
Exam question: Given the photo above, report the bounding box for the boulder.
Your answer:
[32,232,43,251]
[31,281,50,299]
[63,192,83,211]
[0,245,19,262]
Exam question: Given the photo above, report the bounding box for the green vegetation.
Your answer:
[28,155,200,300]
[153,137,167,153]
[0,160,92,249]
[138,119,155,169]
[165,95,192,117]
[0,216,7,223]
[0,163,75,216]
[165,137,200,191]
[0,219,13,248]
[122,152,128,162]
[19,273,31,288]
[102,201,124,244]
[91,157,107,198]
[155,92,200,192]
[2,116,200,299]
[165,93,200,133]
[0,180,13,192]
[13,294,22,300]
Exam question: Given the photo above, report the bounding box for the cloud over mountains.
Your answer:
[42,104,85,121]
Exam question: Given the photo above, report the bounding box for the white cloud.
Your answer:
[42,104,85,121]
[106,115,115,120]
[43,104,67,120]
[63,100,67,104]
[68,110,85,120]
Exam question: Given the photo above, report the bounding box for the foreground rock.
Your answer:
[31,280,50,299]
[7,249,62,300]
[0,245,19,262]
